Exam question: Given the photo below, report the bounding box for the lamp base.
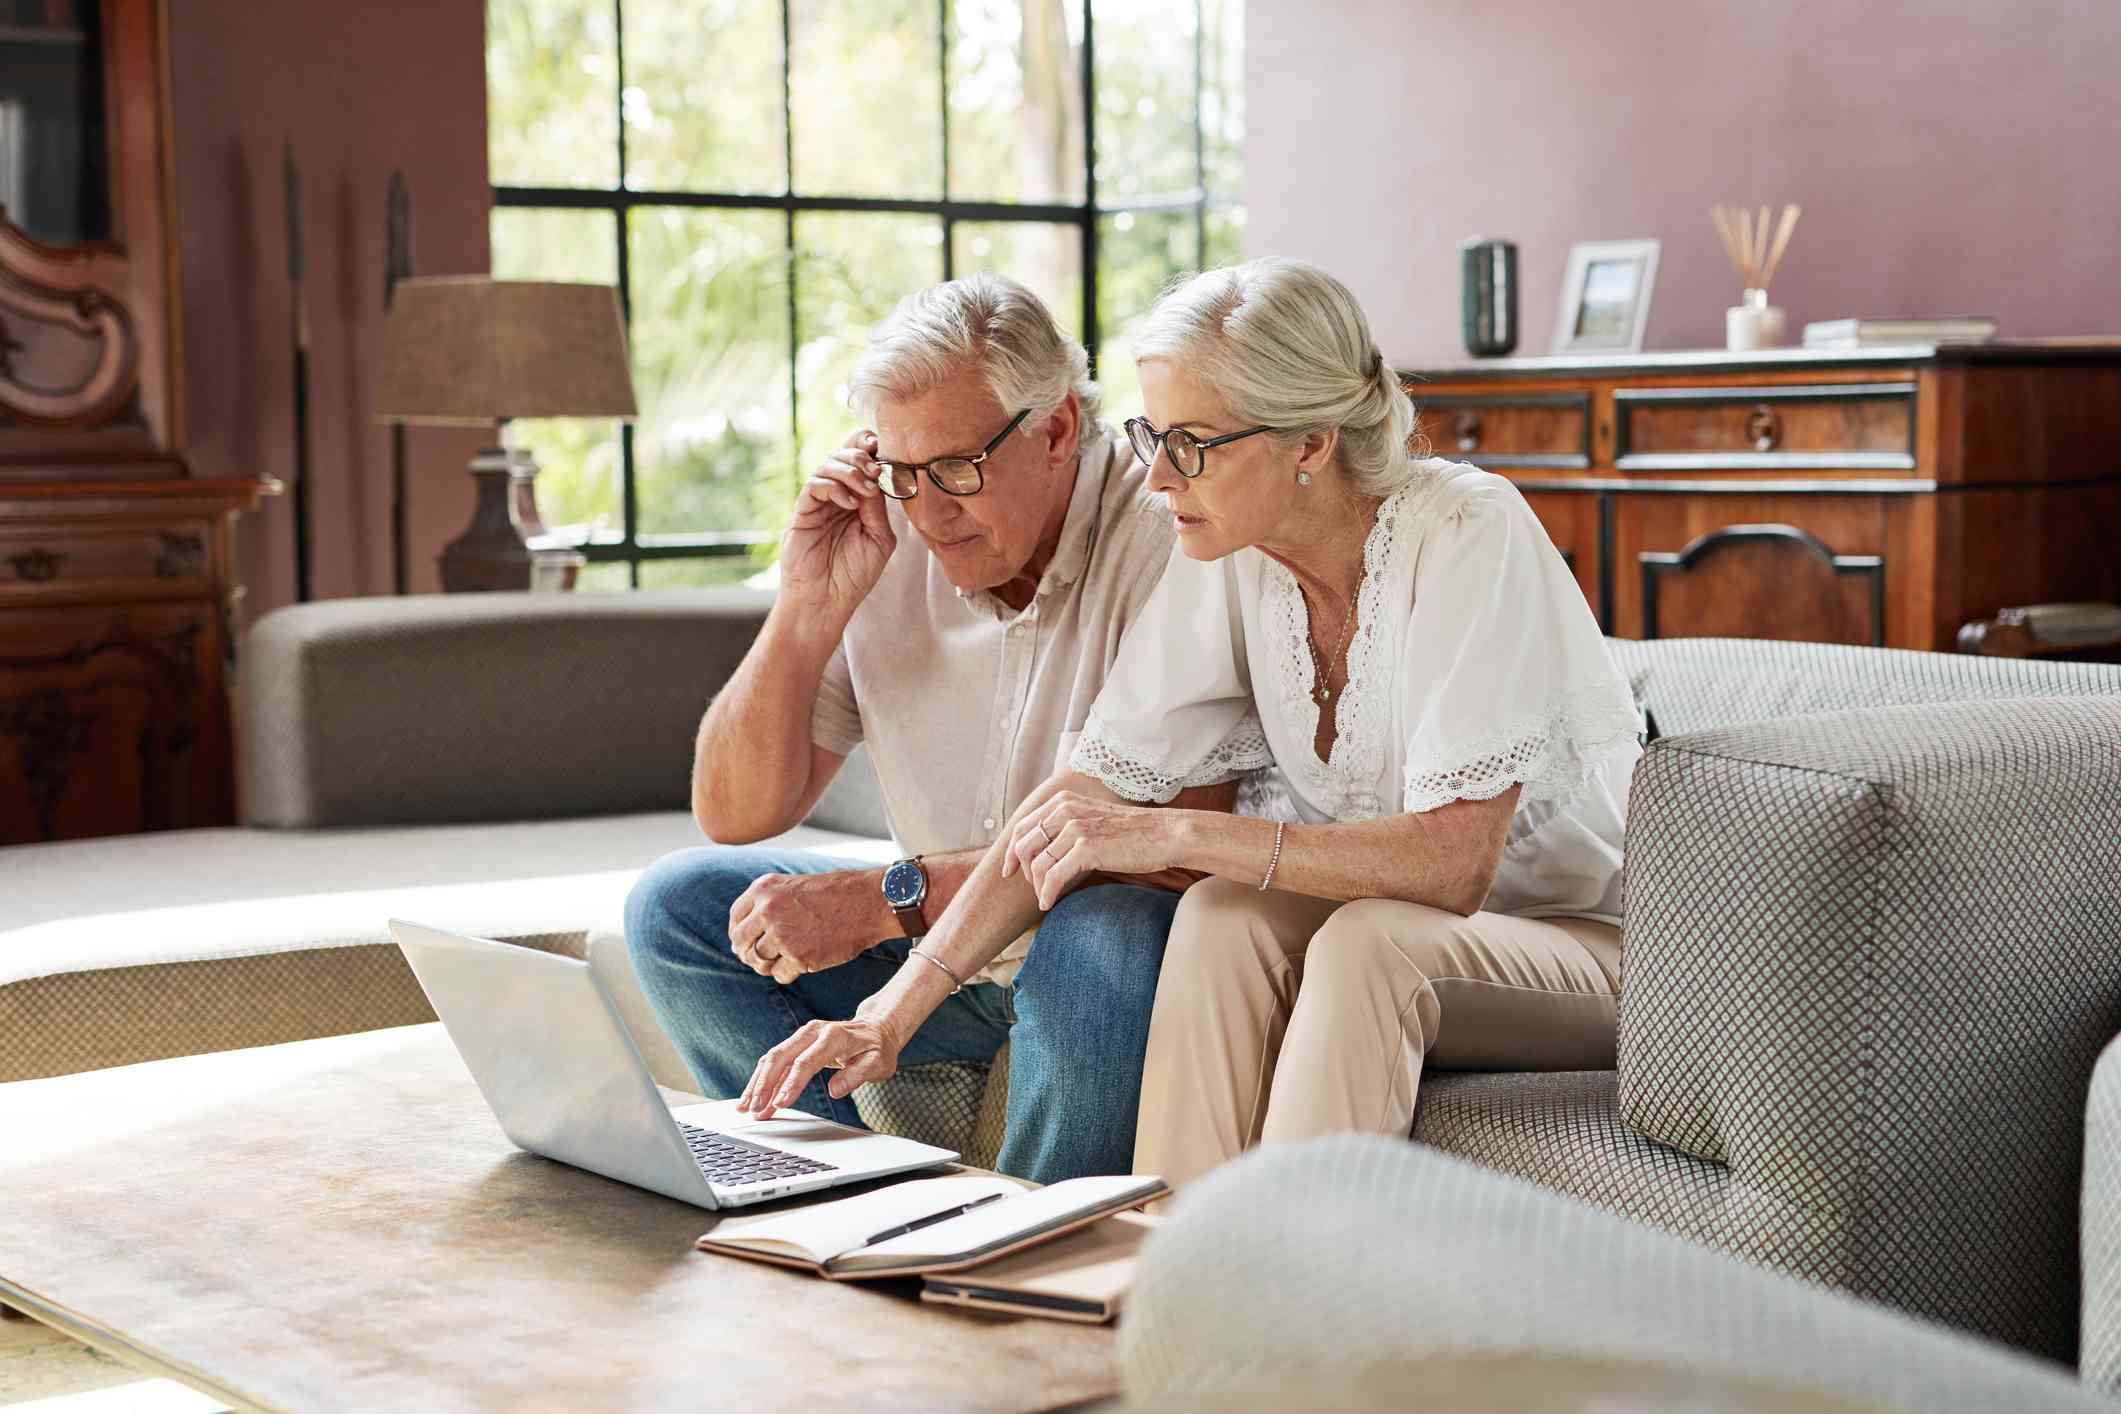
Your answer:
[439,446,546,592]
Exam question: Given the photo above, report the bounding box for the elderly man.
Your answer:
[625,274,1222,1183]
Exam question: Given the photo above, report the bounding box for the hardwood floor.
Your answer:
[0,1305,226,1412]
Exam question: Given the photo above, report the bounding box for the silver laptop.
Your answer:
[389,919,957,1210]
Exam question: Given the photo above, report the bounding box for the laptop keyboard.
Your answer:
[678,1122,839,1187]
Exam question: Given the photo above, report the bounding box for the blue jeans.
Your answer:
[623,846,1179,1184]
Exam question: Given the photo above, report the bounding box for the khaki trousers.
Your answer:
[1134,878,1623,1191]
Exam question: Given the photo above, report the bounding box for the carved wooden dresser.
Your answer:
[0,0,268,844]
[1399,344,2121,649]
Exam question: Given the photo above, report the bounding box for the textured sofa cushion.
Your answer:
[1415,1071,1851,1295]
[1120,1136,2102,1413]
[241,590,775,828]
[1612,693,2121,1360]
[1607,635,2121,736]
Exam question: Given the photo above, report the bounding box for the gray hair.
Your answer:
[848,272,1102,430]
[1132,258,1423,497]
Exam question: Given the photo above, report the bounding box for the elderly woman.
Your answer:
[739,259,1642,1192]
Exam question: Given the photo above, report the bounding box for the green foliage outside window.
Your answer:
[487,0,1242,585]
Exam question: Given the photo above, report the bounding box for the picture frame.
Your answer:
[1551,239,1660,354]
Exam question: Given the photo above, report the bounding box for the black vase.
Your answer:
[1460,237,1518,357]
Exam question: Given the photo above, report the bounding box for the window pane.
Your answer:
[793,212,946,479]
[789,0,942,198]
[1205,202,1246,268]
[950,221,1083,340]
[513,420,625,542]
[491,206,619,283]
[1096,209,1194,417]
[1200,0,1243,197]
[948,0,1085,203]
[628,208,794,536]
[638,557,769,589]
[1091,0,1197,203]
[490,207,624,536]
[624,0,786,193]
[487,0,619,188]
[573,560,635,593]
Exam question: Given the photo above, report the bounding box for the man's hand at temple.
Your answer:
[778,429,896,623]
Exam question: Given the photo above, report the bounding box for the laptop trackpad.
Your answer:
[671,1099,860,1144]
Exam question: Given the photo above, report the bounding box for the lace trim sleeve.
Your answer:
[1072,710,1275,803]
[1402,689,1644,814]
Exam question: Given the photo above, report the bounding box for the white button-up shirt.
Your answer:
[811,424,1172,983]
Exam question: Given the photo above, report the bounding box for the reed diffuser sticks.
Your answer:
[1714,202,1801,350]
[1713,203,1801,292]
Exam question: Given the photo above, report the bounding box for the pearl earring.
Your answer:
[1297,471,1312,486]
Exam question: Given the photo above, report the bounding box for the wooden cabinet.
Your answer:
[0,597,227,842]
[0,0,270,843]
[1401,345,2121,651]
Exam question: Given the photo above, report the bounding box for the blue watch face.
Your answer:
[881,859,926,908]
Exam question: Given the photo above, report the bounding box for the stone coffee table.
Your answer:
[0,1025,1119,1412]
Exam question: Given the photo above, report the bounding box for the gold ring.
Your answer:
[1030,823,1053,850]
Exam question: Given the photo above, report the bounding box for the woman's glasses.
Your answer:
[1124,417,1277,478]
[873,408,1031,500]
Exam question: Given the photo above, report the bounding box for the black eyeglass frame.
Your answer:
[872,408,1033,500]
[1124,416,1279,478]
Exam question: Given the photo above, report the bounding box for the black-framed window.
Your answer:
[486,0,1244,589]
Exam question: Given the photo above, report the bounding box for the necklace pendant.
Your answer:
[1316,686,1331,703]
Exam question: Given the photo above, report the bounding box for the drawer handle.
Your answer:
[1451,410,1482,453]
[7,548,66,583]
[1746,404,1783,452]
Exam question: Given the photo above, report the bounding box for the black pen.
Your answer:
[863,1191,1006,1248]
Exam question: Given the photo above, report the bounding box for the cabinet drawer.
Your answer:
[1410,391,1589,467]
[1614,382,1916,471]
[0,521,212,599]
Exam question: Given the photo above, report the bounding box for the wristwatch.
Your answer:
[880,856,930,940]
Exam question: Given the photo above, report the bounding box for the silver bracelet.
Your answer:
[908,945,966,995]
[1259,820,1286,892]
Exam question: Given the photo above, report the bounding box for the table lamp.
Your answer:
[374,277,637,592]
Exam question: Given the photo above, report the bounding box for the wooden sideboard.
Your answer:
[0,0,270,844]
[1398,344,2121,650]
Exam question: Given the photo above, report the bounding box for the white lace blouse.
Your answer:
[1069,460,1645,924]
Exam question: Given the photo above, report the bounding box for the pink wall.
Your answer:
[171,0,491,616]
[1244,0,2121,361]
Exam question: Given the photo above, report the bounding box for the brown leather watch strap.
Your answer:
[892,901,929,940]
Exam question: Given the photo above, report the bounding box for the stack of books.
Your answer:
[696,1171,1166,1323]
[1802,317,1997,348]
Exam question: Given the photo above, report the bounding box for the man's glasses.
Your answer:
[874,408,1031,500]
[1124,417,1277,478]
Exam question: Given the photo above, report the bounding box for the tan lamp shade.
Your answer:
[374,276,638,426]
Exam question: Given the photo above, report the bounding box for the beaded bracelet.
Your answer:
[909,945,966,995]
[1259,820,1286,892]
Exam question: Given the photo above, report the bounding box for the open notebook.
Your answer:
[695,1173,1167,1280]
